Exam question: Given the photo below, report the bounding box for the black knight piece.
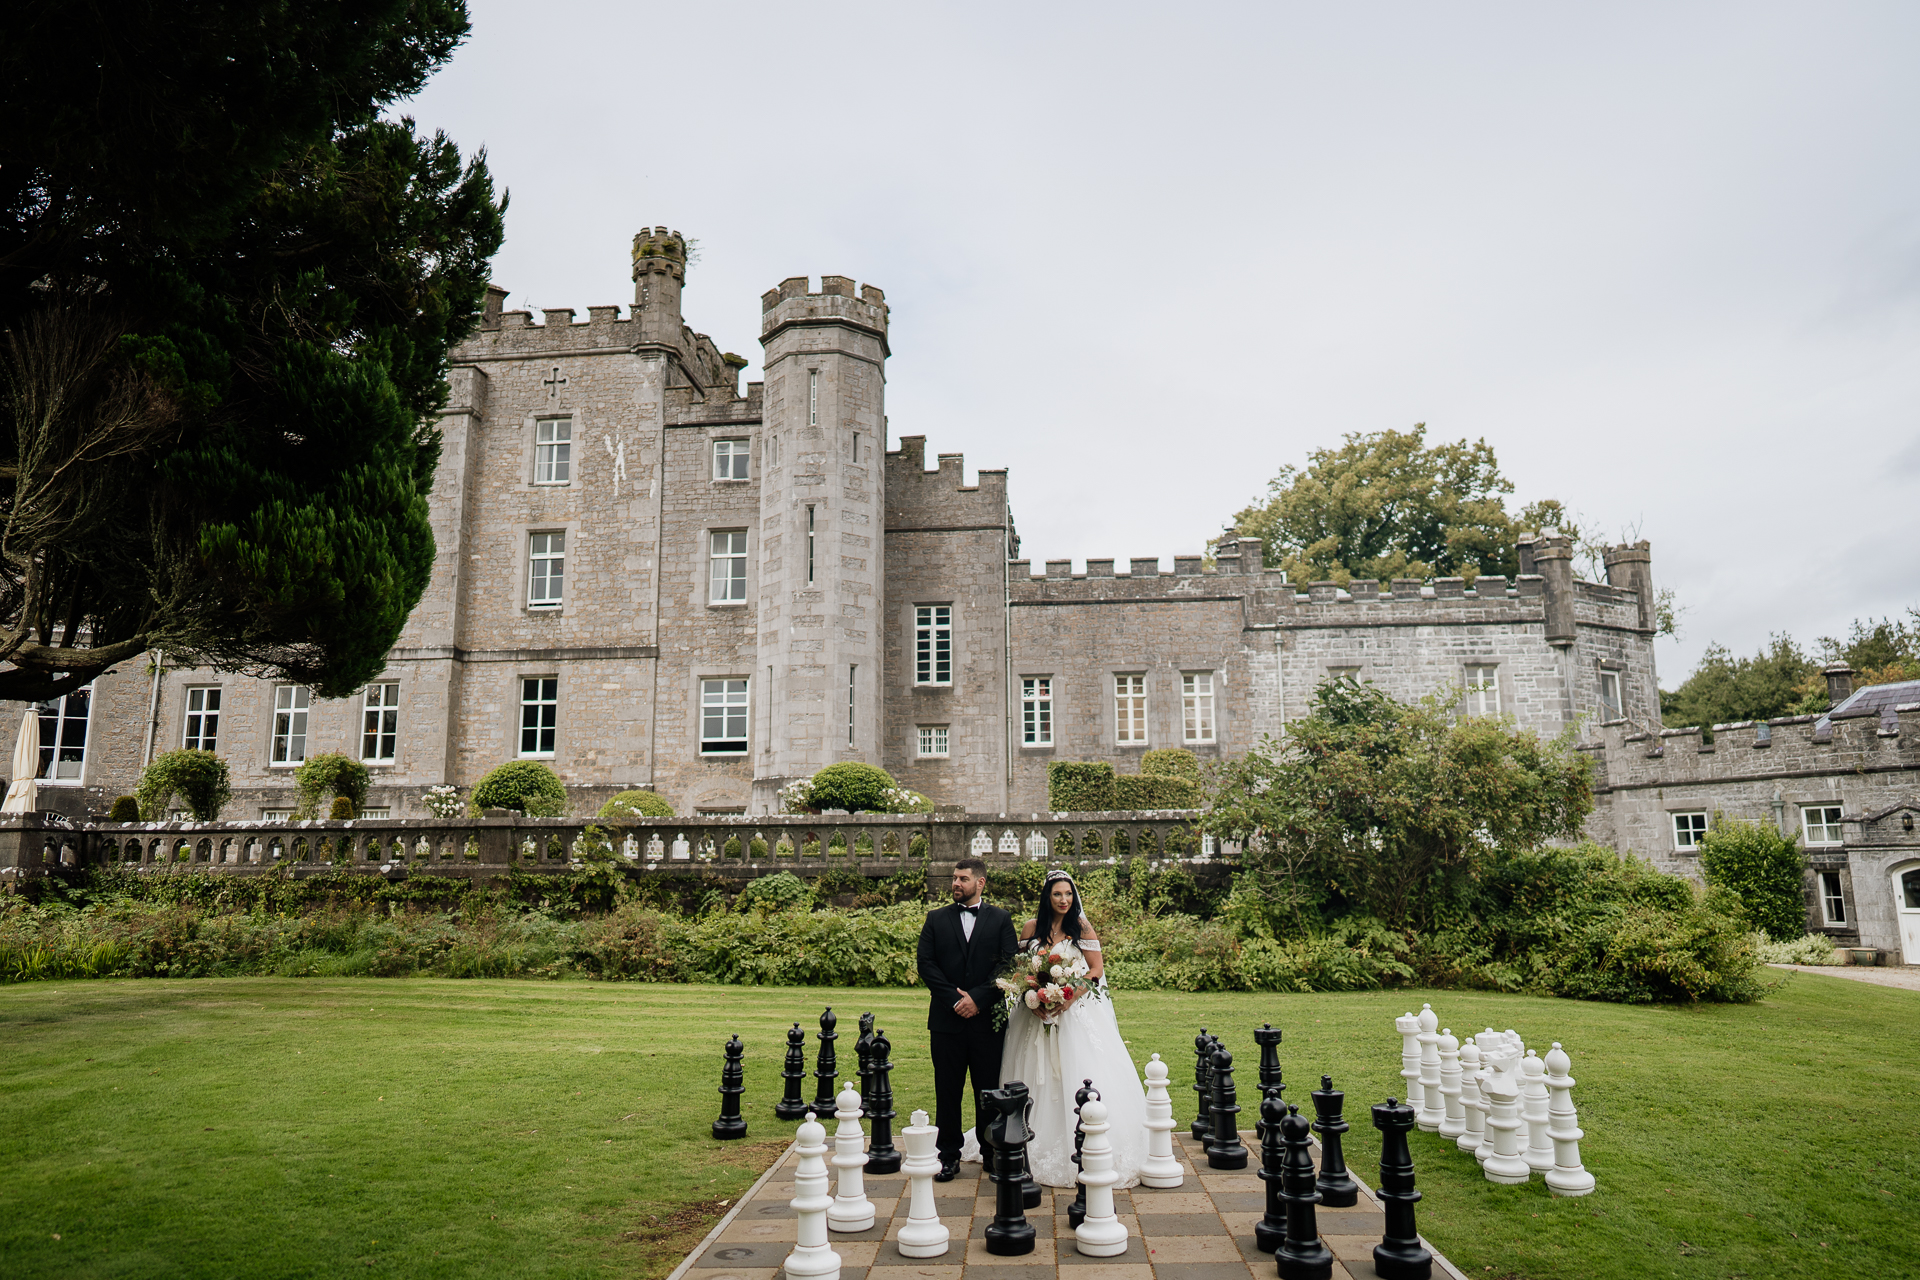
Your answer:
[1275,1104,1334,1280]
[1254,1086,1288,1253]
[775,1022,810,1120]
[1207,1044,1249,1169]
[712,1035,747,1140]
[1254,1023,1284,1141]
[1192,1030,1217,1148]
[1310,1074,1359,1208]
[982,1082,1037,1255]
[1371,1097,1433,1280]
[812,1007,838,1113]
[863,1027,901,1174]
[855,1011,877,1117]
[1068,1078,1098,1228]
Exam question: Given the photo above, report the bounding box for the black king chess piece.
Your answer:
[812,1007,839,1114]
[1310,1074,1359,1208]
[855,1011,877,1117]
[712,1035,747,1140]
[1192,1030,1217,1148]
[863,1027,901,1174]
[1254,1086,1288,1253]
[982,1082,1037,1256]
[1067,1078,1098,1228]
[1207,1044,1249,1169]
[1275,1104,1334,1280]
[1253,1023,1285,1141]
[775,1022,810,1120]
[1371,1097,1434,1280]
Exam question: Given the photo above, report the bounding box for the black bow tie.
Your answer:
[958,904,980,914]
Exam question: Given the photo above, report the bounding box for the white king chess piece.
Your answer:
[897,1109,950,1257]
[1074,1098,1131,1256]
[828,1080,875,1232]
[1416,1004,1444,1132]
[785,1112,842,1280]
[1140,1053,1184,1188]
[1542,1043,1596,1196]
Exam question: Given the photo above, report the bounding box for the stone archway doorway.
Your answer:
[1895,862,1920,966]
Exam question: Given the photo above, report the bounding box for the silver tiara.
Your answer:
[1043,869,1075,886]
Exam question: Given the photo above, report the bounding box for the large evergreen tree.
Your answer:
[0,1,504,701]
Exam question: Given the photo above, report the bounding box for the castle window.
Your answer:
[1802,805,1844,847]
[1819,871,1847,925]
[1115,674,1148,745]
[1671,811,1708,850]
[1598,670,1623,721]
[915,606,952,686]
[182,687,221,752]
[359,808,392,820]
[848,665,857,747]
[1022,678,1053,747]
[270,685,310,766]
[807,506,816,585]
[534,418,572,485]
[520,678,557,757]
[709,530,749,603]
[361,683,399,763]
[713,438,749,481]
[701,678,749,754]
[1463,665,1500,717]
[33,685,91,782]
[808,370,819,426]
[1326,666,1360,684]
[1182,672,1215,744]
[528,531,565,608]
[260,809,293,823]
[917,725,950,758]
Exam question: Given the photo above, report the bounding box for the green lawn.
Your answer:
[1,973,1913,1280]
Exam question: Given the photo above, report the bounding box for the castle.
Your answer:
[23,231,1920,961]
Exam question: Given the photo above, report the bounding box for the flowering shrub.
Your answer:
[420,786,462,819]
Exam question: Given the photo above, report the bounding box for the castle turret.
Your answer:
[631,227,687,347]
[1534,532,1576,647]
[1602,540,1655,635]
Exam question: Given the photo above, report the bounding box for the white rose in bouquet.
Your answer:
[1043,983,1063,1002]
[1024,989,1040,1009]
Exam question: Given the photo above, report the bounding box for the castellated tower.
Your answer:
[752,276,891,811]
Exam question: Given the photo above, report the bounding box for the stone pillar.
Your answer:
[1602,540,1655,634]
[1534,533,1575,648]
[1824,664,1855,708]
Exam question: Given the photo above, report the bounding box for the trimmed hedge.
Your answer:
[471,761,568,817]
[1048,761,1117,812]
[1140,749,1201,781]
[134,750,231,821]
[808,763,897,813]
[107,796,140,823]
[1699,818,1807,941]
[1115,773,1202,810]
[293,754,370,819]
[599,789,673,819]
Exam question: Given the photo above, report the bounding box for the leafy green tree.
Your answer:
[1660,635,1819,728]
[1697,818,1807,941]
[0,2,503,701]
[1818,613,1920,689]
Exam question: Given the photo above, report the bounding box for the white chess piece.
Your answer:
[1139,1053,1184,1188]
[1520,1051,1555,1174]
[828,1081,875,1231]
[897,1109,950,1257]
[1456,1039,1486,1156]
[1437,1028,1464,1140]
[1416,1005,1443,1132]
[785,1111,843,1280]
[1543,1043,1595,1196]
[1481,1067,1531,1185]
[1396,1012,1424,1113]
[1074,1098,1130,1256]
[1475,1038,1515,1165]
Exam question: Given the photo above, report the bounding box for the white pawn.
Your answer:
[828,1080,875,1232]
[1456,1039,1486,1156]
[1543,1043,1595,1196]
[1520,1051,1555,1174]
[1437,1028,1464,1141]
[786,1112,843,1280]
[1074,1098,1130,1256]
[897,1108,950,1257]
[1416,1004,1444,1132]
[1481,1067,1530,1185]
[1139,1053,1184,1188]
[1395,1012,1424,1113]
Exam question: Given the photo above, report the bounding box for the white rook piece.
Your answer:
[828,1080,875,1231]
[1437,1028,1464,1141]
[1396,1012,1424,1113]
[1456,1039,1486,1156]
[786,1112,842,1280]
[1520,1051,1555,1174]
[1481,1065,1531,1185]
[1140,1053,1184,1188]
[1543,1044,1595,1196]
[1073,1098,1130,1256]
[897,1108,950,1257]
[1416,1004,1444,1132]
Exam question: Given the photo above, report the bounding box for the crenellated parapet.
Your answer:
[760,275,890,357]
[884,436,1007,530]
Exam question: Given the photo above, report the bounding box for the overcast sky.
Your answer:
[404,2,1920,688]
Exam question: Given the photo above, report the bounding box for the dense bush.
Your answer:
[327,796,357,820]
[1140,749,1201,781]
[294,754,370,819]
[106,796,140,823]
[1754,932,1842,965]
[134,750,232,821]
[598,790,673,819]
[1048,761,1117,812]
[806,763,898,813]
[471,762,568,817]
[1114,773,1202,810]
[736,871,810,914]
[1698,818,1807,940]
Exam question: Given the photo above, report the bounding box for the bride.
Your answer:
[970,868,1150,1187]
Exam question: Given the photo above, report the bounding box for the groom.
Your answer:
[916,856,1018,1180]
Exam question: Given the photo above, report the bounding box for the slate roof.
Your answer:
[1827,679,1920,720]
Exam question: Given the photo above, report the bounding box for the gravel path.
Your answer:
[1769,962,1920,991]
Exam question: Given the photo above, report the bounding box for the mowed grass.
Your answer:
[0,973,1914,1280]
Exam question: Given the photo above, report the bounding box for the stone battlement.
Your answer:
[759,275,890,355]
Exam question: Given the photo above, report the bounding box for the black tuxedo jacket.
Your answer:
[917,901,1018,1036]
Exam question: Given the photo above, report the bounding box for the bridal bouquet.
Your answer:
[993,939,1106,1032]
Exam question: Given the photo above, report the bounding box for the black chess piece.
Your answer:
[775,1022,810,1120]
[812,1007,838,1113]
[1253,1087,1288,1253]
[1371,1097,1433,1280]
[1253,1023,1285,1141]
[712,1035,747,1140]
[1191,1030,1217,1148]
[1207,1044,1248,1169]
[863,1027,900,1174]
[1275,1104,1333,1280]
[1067,1078,1098,1229]
[982,1082,1037,1256]
[1310,1074,1359,1208]
[855,1011,877,1118]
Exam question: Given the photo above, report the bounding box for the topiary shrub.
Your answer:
[908,833,929,860]
[737,870,812,914]
[327,795,357,821]
[749,836,768,859]
[1141,748,1201,782]
[293,753,370,819]
[598,789,673,819]
[1699,818,1807,940]
[723,835,742,859]
[134,750,232,821]
[1048,761,1118,812]
[1116,773,1202,811]
[807,763,898,813]
[106,796,140,823]
[472,761,568,817]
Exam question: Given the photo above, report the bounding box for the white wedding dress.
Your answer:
[959,936,1150,1188]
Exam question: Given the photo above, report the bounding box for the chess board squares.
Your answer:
[961,1236,1057,1266]
[719,1218,799,1244]
[1135,1235,1245,1264]
[866,1266,964,1280]
[1054,1235,1151,1266]
[1134,1214,1227,1238]
[682,1268,778,1280]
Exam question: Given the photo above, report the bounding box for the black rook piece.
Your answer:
[1254,1087,1288,1253]
[982,1082,1037,1256]
[1207,1045,1249,1169]
[1371,1097,1433,1280]
[863,1028,900,1174]
[1068,1078,1098,1229]
[812,1007,838,1113]
[1310,1074,1358,1208]
[1275,1105,1333,1280]
[855,1012,877,1118]
[775,1023,810,1120]
[1192,1030,1217,1148]
[712,1035,747,1140]
[1253,1023,1284,1142]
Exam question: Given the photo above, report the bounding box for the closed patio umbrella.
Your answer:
[2,710,39,813]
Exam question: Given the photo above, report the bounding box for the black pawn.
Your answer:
[1371,1098,1433,1280]
[1067,1078,1098,1228]
[1310,1075,1358,1208]
[1253,1087,1288,1253]
[864,1028,900,1174]
[775,1023,810,1120]
[1253,1023,1285,1142]
[982,1082,1037,1255]
[1207,1045,1248,1169]
[712,1035,747,1140]
[1191,1030,1217,1148]
[1275,1105,1333,1280]
[855,1012,877,1117]
[812,1007,838,1113]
